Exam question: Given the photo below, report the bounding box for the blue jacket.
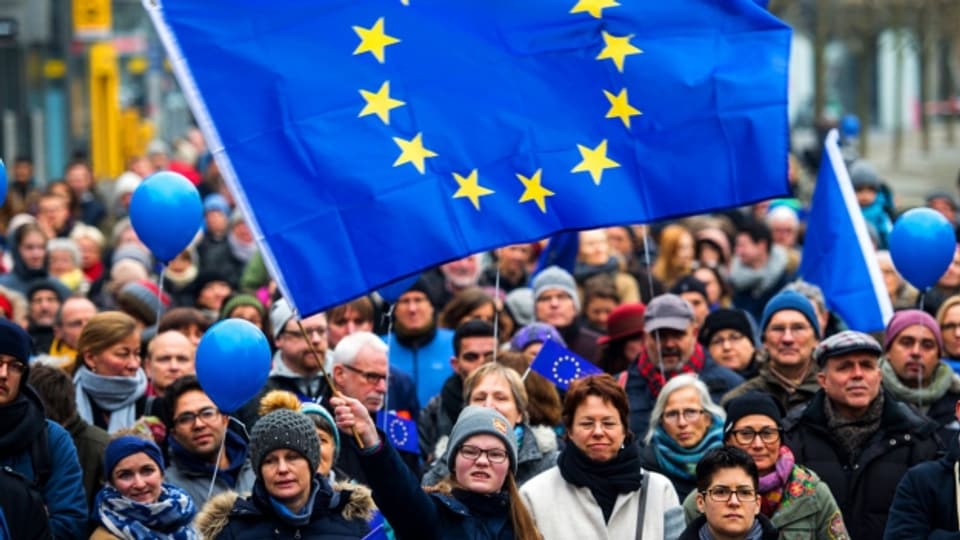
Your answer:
[884,449,960,540]
[359,437,515,540]
[387,328,454,406]
[624,350,743,440]
[0,388,86,540]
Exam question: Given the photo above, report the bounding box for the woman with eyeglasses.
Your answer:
[681,393,850,539]
[421,360,559,487]
[641,374,725,499]
[520,374,684,539]
[332,396,543,540]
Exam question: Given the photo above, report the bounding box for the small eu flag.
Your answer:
[376,410,419,455]
[363,510,388,540]
[531,339,602,391]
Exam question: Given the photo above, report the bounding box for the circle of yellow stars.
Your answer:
[351,1,641,213]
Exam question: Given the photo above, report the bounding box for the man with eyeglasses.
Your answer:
[880,309,960,452]
[723,290,822,413]
[678,446,778,540]
[419,320,497,462]
[332,331,420,480]
[49,296,98,372]
[624,294,742,438]
[237,298,329,427]
[162,375,255,507]
[783,330,941,540]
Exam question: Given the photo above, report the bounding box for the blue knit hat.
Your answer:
[104,436,165,481]
[300,402,341,461]
[760,290,820,339]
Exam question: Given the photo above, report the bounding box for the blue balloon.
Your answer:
[129,171,203,263]
[841,114,861,138]
[0,159,6,207]
[889,207,956,291]
[196,319,272,413]
[378,275,420,303]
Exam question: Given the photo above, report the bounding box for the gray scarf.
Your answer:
[881,358,957,413]
[824,392,884,463]
[74,365,148,433]
[729,245,788,297]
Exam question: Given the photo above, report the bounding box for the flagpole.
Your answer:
[642,227,666,381]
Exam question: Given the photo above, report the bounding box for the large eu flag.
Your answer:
[147,0,791,315]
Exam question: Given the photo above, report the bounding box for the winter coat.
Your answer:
[195,479,374,540]
[722,360,821,415]
[0,466,52,539]
[357,436,519,539]
[389,327,455,407]
[89,526,120,539]
[559,321,602,366]
[63,412,111,512]
[883,448,960,540]
[682,463,850,540]
[519,465,683,540]
[678,514,779,540]
[783,389,941,540]
[624,353,743,440]
[0,387,87,540]
[422,423,559,487]
[418,381,459,461]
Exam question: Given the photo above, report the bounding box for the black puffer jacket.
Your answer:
[783,390,941,540]
[195,477,373,540]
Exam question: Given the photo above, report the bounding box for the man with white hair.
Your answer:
[765,205,800,275]
[331,331,420,479]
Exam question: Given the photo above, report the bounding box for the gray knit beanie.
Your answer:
[532,266,580,311]
[250,409,321,474]
[445,406,518,474]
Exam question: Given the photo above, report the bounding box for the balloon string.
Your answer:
[381,302,395,434]
[294,314,365,448]
[493,264,500,362]
[206,431,227,500]
[156,265,167,328]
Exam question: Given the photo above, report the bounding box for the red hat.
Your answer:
[597,303,646,345]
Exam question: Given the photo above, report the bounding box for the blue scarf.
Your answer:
[266,478,324,528]
[169,429,249,488]
[652,415,724,481]
[94,483,198,540]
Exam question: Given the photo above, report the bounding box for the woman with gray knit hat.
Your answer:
[332,395,543,540]
[195,408,374,539]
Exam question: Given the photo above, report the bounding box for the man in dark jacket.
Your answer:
[625,294,743,438]
[0,318,86,539]
[884,399,960,539]
[784,330,941,540]
[162,375,255,508]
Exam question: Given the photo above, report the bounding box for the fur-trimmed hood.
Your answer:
[194,481,375,540]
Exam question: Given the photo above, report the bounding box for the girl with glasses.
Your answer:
[642,374,726,499]
[681,392,850,539]
[332,398,542,540]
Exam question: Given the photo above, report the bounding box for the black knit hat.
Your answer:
[723,392,784,437]
[249,409,321,474]
[698,308,754,347]
[0,318,33,391]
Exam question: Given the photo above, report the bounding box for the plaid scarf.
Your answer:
[636,343,706,398]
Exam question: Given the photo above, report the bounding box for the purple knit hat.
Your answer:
[884,309,943,353]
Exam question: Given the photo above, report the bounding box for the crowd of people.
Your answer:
[2,128,960,540]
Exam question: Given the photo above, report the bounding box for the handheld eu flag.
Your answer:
[800,130,893,332]
[531,339,602,391]
[147,0,791,316]
[376,410,419,455]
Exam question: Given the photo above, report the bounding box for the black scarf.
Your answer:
[824,392,884,463]
[558,435,643,523]
[395,319,438,349]
[440,375,464,425]
[0,388,46,458]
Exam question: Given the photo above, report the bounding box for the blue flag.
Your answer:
[363,511,389,540]
[531,232,580,280]
[376,410,419,454]
[800,130,893,332]
[531,339,602,391]
[147,0,791,316]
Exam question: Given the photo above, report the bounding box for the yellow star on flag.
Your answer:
[570,0,620,19]
[572,140,621,185]
[516,169,555,213]
[452,169,495,210]
[596,31,641,73]
[358,81,405,125]
[393,133,437,174]
[353,17,400,64]
[604,88,642,128]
